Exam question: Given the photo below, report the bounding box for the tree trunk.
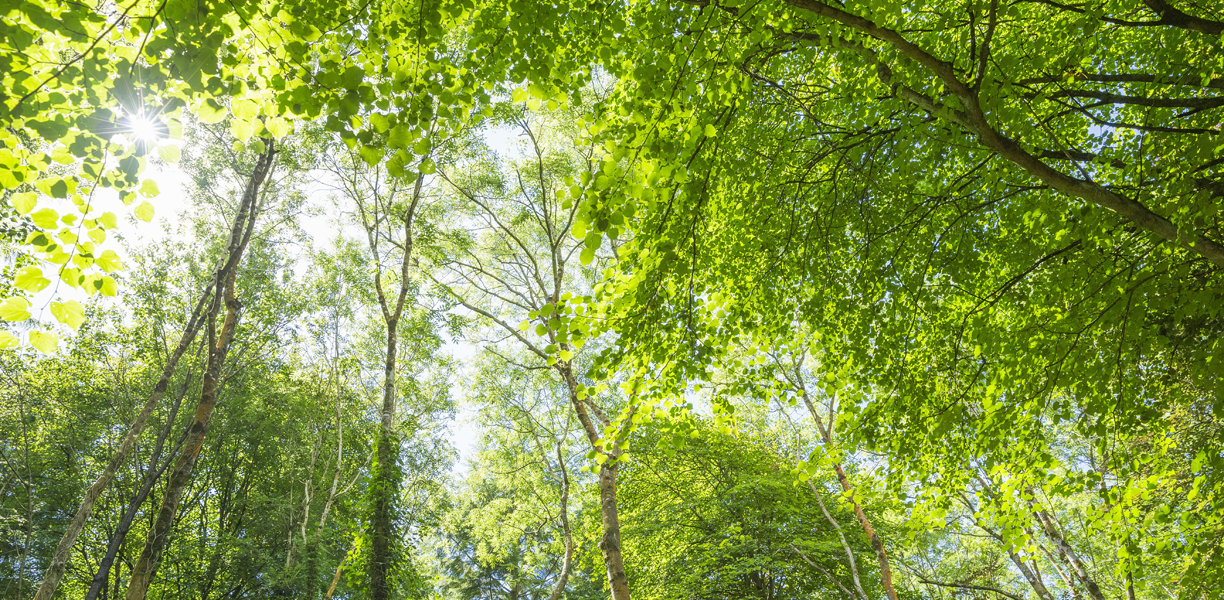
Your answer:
[355,158,422,600]
[548,441,573,600]
[32,281,213,600]
[797,382,898,600]
[972,516,1057,600]
[123,141,274,600]
[806,479,868,600]
[370,317,399,600]
[558,364,630,600]
[1032,507,1106,600]
[597,462,631,600]
[323,562,344,600]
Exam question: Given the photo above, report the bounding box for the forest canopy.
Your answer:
[2,0,1222,599]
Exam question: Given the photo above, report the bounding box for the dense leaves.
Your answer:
[3,0,1221,598]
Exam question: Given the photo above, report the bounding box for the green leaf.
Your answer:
[50,300,85,329]
[0,330,17,349]
[11,192,36,215]
[99,276,118,296]
[265,117,292,140]
[14,267,50,292]
[139,178,160,198]
[0,297,31,321]
[96,249,122,272]
[231,98,259,120]
[99,212,118,229]
[387,150,408,177]
[359,145,383,166]
[28,330,58,353]
[31,208,59,229]
[231,118,254,142]
[413,137,431,155]
[134,201,155,222]
[157,144,182,163]
[197,98,228,124]
[388,125,412,149]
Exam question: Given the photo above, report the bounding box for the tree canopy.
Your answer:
[2,0,1222,599]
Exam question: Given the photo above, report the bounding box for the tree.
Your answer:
[318,121,456,600]
[123,136,277,600]
[4,0,1222,595]
[574,0,1224,591]
[429,104,637,600]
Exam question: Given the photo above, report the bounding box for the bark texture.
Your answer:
[560,364,631,600]
[795,372,898,600]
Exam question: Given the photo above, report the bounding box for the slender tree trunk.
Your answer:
[354,160,422,600]
[558,364,630,600]
[970,515,1057,600]
[370,317,399,600]
[1032,507,1106,600]
[123,141,275,600]
[796,379,899,600]
[323,562,344,600]
[806,479,868,600]
[83,374,194,600]
[32,283,213,600]
[548,441,573,600]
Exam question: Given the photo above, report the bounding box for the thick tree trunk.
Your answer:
[597,463,631,600]
[806,479,868,600]
[1007,548,1056,600]
[972,516,1057,600]
[32,284,213,600]
[122,141,274,600]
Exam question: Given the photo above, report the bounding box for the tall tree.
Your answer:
[430,105,635,599]
[124,138,276,600]
[318,128,436,600]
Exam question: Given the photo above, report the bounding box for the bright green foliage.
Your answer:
[432,355,600,600]
[619,421,884,600]
[3,0,1222,596]
[570,0,1224,593]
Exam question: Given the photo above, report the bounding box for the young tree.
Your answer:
[435,353,582,600]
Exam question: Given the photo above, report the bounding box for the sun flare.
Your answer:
[126,114,160,143]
